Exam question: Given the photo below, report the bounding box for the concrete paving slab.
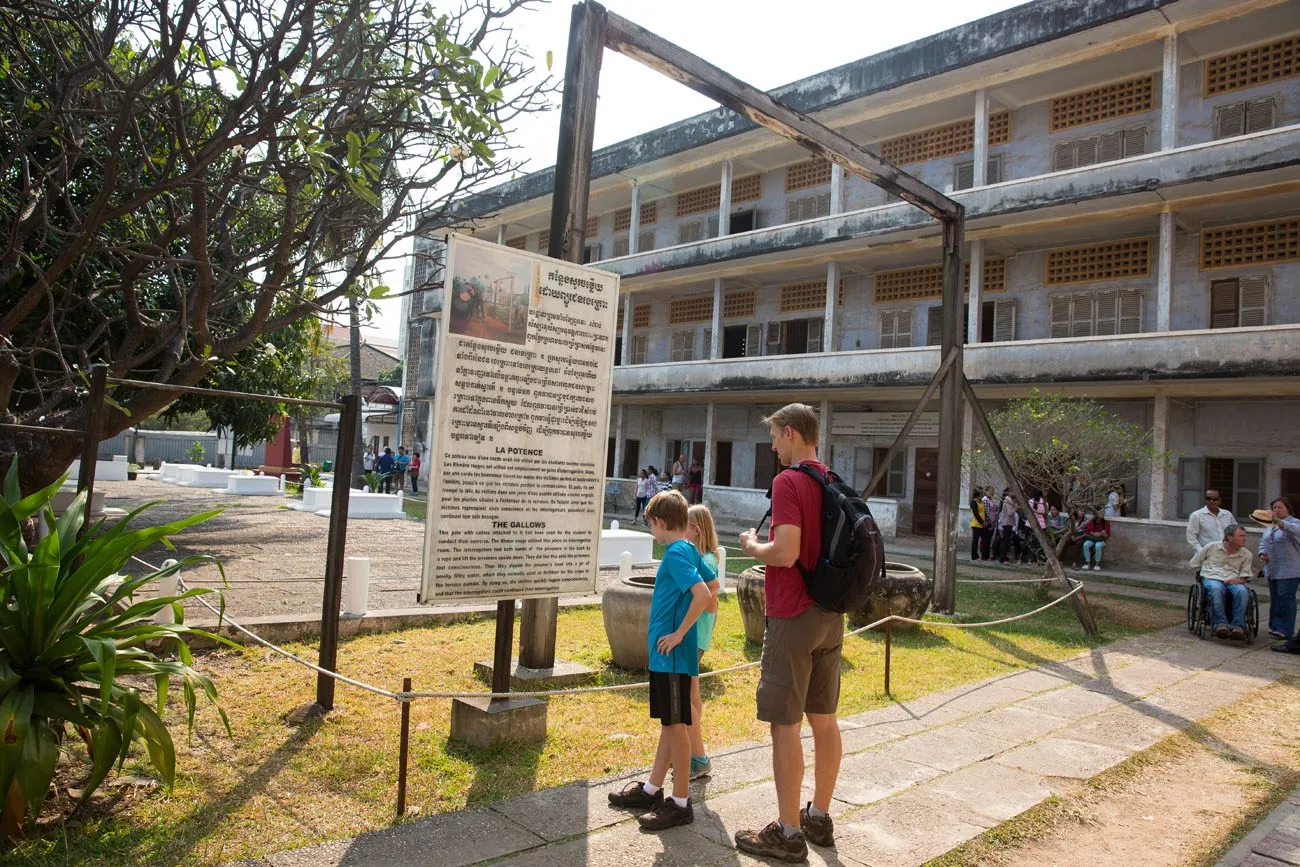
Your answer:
[833,788,995,867]
[995,736,1130,780]
[1013,684,1128,720]
[492,781,633,842]
[1090,659,1197,697]
[1059,705,1182,753]
[875,704,972,738]
[839,722,902,754]
[922,761,1054,822]
[874,726,1015,773]
[832,752,945,806]
[1254,827,1300,864]
[991,667,1077,693]
[262,807,543,867]
[949,704,1071,742]
[490,819,733,867]
[915,683,1030,715]
[683,781,806,851]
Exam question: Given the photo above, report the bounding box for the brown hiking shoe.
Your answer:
[800,802,834,847]
[637,797,693,830]
[608,781,662,810]
[735,820,808,863]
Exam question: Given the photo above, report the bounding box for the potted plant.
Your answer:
[0,463,230,839]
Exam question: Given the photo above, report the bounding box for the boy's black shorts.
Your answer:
[648,671,692,727]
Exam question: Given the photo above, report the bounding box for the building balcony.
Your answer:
[596,125,1300,287]
[611,323,1300,401]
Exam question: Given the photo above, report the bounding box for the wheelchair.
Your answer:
[1186,572,1259,643]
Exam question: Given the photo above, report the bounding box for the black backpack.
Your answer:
[760,464,886,613]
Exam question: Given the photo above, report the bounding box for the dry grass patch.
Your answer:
[5,583,1180,866]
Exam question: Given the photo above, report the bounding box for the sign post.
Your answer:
[423,234,620,746]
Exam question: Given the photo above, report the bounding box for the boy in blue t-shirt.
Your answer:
[608,490,712,830]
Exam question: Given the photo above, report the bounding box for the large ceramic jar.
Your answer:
[601,575,655,671]
[735,565,767,644]
[849,562,932,631]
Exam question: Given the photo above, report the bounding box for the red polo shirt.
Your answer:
[765,461,825,619]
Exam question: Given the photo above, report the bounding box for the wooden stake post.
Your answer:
[316,393,359,710]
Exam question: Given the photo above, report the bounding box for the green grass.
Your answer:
[5,584,1180,867]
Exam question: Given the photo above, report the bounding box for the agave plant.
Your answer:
[362,470,389,493]
[299,463,324,489]
[0,462,231,838]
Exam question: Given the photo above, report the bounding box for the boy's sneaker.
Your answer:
[637,798,693,830]
[689,755,713,780]
[735,821,808,863]
[608,781,662,810]
[800,803,834,847]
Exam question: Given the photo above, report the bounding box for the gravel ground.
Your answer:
[105,477,654,622]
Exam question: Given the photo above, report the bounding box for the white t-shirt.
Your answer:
[1104,491,1121,518]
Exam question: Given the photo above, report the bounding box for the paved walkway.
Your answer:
[232,625,1300,867]
[1218,786,1300,867]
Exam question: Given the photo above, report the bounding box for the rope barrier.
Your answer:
[130,553,1088,704]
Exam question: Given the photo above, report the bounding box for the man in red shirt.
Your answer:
[736,403,842,863]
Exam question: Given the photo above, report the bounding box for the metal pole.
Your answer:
[492,600,515,697]
[316,393,359,710]
[77,364,108,538]
[884,620,892,695]
[933,217,965,613]
[961,375,1099,636]
[396,676,411,819]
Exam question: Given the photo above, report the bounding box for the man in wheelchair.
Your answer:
[1189,524,1255,640]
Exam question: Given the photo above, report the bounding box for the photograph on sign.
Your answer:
[420,234,620,604]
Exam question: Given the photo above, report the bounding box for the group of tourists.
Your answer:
[610,404,841,863]
[1187,490,1300,651]
[968,486,1115,570]
[361,445,421,494]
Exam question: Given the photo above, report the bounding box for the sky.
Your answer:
[363,0,1028,343]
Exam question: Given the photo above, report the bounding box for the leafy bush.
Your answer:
[299,464,324,490]
[184,441,206,464]
[362,470,389,493]
[0,463,230,838]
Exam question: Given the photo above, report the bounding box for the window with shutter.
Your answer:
[1118,289,1143,333]
[953,161,975,191]
[1215,102,1246,139]
[1238,275,1269,326]
[1075,137,1099,167]
[630,335,648,365]
[765,322,783,356]
[1209,279,1240,328]
[1049,295,1072,338]
[926,307,942,346]
[612,236,629,257]
[806,318,823,353]
[670,330,695,362]
[1245,99,1277,133]
[880,311,913,349]
[1125,126,1149,156]
[638,229,655,252]
[1070,293,1094,337]
[786,193,831,222]
[1053,141,1076,171]
[1094,289,1119,335]
[678,221,705,244]
[703,328,713,358]
[706,215,719,238]
[582,243,601,264]
[986,155,1003,184]
[1098,131,1124,163]
[991,299,1016,342]
[745,323,763,357]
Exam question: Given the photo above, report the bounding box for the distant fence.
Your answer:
[98,429,261,468]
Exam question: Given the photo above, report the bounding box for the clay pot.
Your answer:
[848,562,932,631]
[735,565,767,644]
[601,574,654,671]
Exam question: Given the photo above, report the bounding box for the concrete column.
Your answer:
[824,262,839,353]
[973,88,989,187]
[967,239,985,343]
[628,183,642,254]
[1162,33,1180,151]
[613,404,626,480]
[710,279,723,359]
[718,160,733,237]
[1157,208,1175,331]
[1149,394,1170,519]
[818,400,832,463]
[830,163,845,215]
[496,224,507,245]
[704,402,716,486]
[620,294,634,365]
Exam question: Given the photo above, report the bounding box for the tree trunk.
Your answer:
[348,298,364,488]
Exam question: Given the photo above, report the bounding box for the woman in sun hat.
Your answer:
[1260,498,1300,646]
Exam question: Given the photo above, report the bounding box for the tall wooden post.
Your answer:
[317,393,359,710]
[520,0,607,671]
[932,217,964,613]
